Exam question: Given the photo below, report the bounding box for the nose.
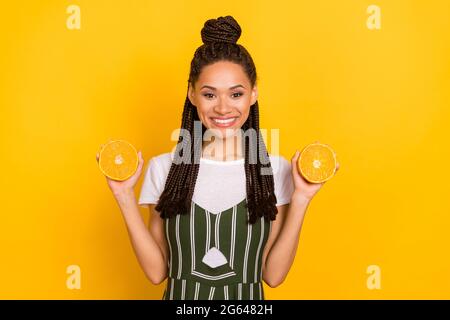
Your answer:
[213,98,233,115]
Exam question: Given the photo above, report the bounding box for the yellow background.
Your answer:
[0,0,449,299]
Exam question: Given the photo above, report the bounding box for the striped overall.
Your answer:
[162,198,272,300]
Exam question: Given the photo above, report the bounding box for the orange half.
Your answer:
[298,142,337,183]
[98,140,139,181]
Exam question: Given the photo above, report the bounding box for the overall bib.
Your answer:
[162,198,272,300]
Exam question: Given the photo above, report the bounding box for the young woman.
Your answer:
[97,15,339,300]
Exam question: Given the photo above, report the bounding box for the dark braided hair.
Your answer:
[155,15,278,224]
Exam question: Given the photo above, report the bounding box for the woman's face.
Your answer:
[188,60,258,139]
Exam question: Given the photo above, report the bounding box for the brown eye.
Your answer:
[232,92,243,98]
[203,93,214,99]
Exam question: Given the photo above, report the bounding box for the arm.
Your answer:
[96,149,168,285]
[114,191,168,285]
[261,195,310,288]
[262,149,340,287]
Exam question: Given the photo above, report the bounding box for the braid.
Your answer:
[243,102,278,224]
[201,16,241,45]
[155,96,204,218]
[155,15,278,224]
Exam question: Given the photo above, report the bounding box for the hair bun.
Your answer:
[201,15,242,45]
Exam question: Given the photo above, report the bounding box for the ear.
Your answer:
[188,83,196,106]
[250,85,258,105]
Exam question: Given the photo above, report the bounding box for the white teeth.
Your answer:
[212,117,236,124]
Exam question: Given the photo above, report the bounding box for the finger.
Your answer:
[97,144,104,161]
[291,150,300,175]
[136,151,144,170]
[96,153,99,162]
[335,162,340,172]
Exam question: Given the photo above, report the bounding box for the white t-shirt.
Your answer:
[138,152,295,213]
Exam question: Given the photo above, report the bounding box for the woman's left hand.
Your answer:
[290,146,340,202]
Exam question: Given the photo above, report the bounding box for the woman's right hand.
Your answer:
[96,146,145,197]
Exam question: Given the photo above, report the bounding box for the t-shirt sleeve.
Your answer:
[138,157,166,207]
[273,156,295,206]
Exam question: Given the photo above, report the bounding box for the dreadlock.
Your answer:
[155,15,278,224]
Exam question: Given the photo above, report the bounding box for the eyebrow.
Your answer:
[200,84,245,90]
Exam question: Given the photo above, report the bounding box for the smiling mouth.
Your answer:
[210,117,239,127]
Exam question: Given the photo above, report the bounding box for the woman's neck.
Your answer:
[202,134,244,161]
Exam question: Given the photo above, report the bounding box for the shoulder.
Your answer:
[268,154,291,176]
[150,151,174,169]
[149,152,173,173]
[138,151,174,206]
[268,154,294,206]
[144,151,174,181]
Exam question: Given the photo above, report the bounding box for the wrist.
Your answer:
[113,188,135,201]
[291,192,312,205]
